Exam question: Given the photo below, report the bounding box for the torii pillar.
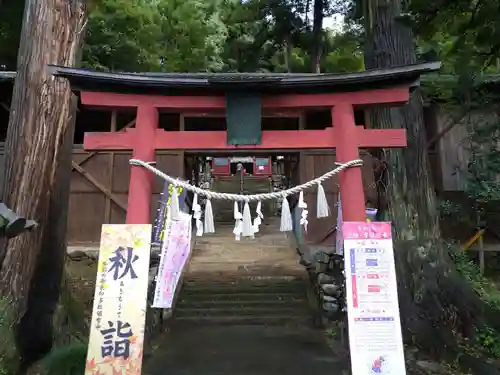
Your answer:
[332,103,405,222]
[127,105,158,224]
[334,103,368,222]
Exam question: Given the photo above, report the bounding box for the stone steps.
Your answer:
[172,276,311,327]
[212,176,274,222]
[179,292,302,301]
[182,278,305,291]
[176,306,307,317]
[170,315,309,327]
[186,219,302,277]
[176,298,305,307]
[181,285,305,295]
[170,217,312,327]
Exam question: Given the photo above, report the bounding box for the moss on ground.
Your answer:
[27,258,97,375]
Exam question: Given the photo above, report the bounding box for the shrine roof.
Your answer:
[49,62,441,95]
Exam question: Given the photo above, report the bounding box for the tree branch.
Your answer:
[426,110,468,150]
[450,0,483,54]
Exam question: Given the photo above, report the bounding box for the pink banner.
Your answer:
[342,222,392,240]
[152,212,192,308]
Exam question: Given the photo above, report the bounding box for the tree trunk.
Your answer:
[363,0,500,372]
[0,0,87,370]
[310,0,324,73]
[305,0,311,28]
[284,34,292,73]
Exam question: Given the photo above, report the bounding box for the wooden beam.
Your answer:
[85,131,135,150]
[80,87,410,109]
[71,117,136,171]
[357,128,407,148]
[181,110,304,118]
[84,127,406,151]
[72,161,127,211]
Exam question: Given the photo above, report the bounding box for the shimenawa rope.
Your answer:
[129,158,363,202]
[129,158,363,238]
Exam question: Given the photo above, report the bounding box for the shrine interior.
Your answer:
[184,153,300,223]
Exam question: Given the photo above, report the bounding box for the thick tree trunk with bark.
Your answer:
[363,0,500,372]
[0,0,86,370]
[310,0,324,73]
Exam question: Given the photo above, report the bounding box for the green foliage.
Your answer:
[39,341,87,375]
[83,0,165,71]
[323,30,364,73]
[422,70,500,229]
[0,0,382,74]
[476,326,500,358]
[450,246,500,310]
[439,199,463,217]
[465,114,500,204]
[155,0,228,72]
[82,0,367,73]
[0,1,23,69]
[438,198,475,227]
[450,245,500,356]
[410,0,500,71]
[0,298,19,375]
[434,82,500,229]
[83,0,228,72]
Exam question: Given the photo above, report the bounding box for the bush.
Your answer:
[39,341,87,375]
[0,298,19,375]
[449,244,500,310]
[449,243,500,358]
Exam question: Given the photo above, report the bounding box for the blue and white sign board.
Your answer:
[342,222,406,375]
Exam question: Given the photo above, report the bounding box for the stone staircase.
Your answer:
[171,276,311,327]
[144,220,348,375]
[212,176,274,223]
[169,219,313,328]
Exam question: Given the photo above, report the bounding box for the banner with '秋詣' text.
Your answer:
[85,224,152,375]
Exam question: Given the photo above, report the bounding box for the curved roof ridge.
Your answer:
[47,61,442,94]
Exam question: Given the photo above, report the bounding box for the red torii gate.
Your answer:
[52,63,440,226]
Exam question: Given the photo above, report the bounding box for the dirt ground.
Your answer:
[65,256,98,322]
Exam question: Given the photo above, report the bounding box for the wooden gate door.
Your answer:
[67,116,184,245]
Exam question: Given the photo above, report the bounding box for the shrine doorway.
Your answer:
[184,153,299,224]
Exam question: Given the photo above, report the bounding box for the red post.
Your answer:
[332,103,366,222]
[126,105,158,224]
